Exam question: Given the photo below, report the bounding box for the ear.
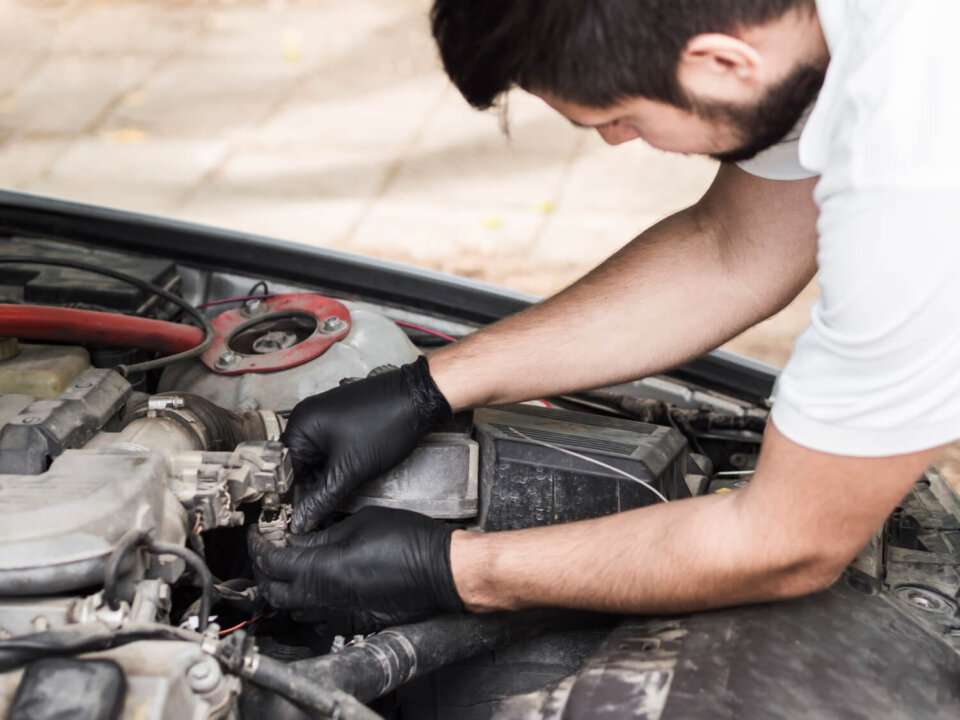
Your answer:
[678,33,763,102]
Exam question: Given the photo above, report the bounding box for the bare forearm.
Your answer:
[430,168,818,411]
[449,423,940,615]
[451,492,825,615]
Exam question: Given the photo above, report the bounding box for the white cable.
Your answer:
[506,427,670,504]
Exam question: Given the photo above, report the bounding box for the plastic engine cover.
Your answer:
[0,450,185,596]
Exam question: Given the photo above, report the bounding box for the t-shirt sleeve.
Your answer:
[771,189,960,457]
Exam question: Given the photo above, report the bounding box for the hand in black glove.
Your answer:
[248,507,464,631]
[281,356,452,533]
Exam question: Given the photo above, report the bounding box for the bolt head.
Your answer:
[216,350,241,368]
[322,316,346,333]
[244,298,267,316]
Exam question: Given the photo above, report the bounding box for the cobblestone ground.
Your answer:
[3,0,957,482]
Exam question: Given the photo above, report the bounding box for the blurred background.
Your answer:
[0,0,819,370]
[6,0,960,481]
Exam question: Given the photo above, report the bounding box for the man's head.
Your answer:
[431,0,828,162]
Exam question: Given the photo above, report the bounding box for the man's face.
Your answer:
[537,62,825,163]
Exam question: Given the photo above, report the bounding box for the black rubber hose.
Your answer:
[254,610,588,719]
[244,654,383,720]
[145,540,214,634]
[103,529,150,611]
[102,532,215,633]
[0,256,213,374]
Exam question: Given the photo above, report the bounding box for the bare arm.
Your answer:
[430,164,819,410]
[451,422,942,613]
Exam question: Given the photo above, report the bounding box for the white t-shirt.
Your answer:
[738,0,960,457]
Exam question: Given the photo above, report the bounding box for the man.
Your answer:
[249,0,960,627]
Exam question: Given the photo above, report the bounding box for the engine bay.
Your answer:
[0,236,771,719]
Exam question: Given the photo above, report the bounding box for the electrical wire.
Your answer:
[102,531,215,633]
[506,426,670,503]
[219,614,262,637]
[0,257,213,375]
[394,319,459,343]
[197,293,275,310]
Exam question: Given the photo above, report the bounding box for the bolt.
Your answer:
[216,350,241,369]
[20,416,41,425]
[244,298,267,316]
[322,316,346,333]
[187,657,222,694]
[74,380,94,390]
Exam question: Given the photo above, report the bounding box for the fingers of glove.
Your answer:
[291,458,368,533]
[286,526,336,549]
[259,580,301,611]
[247,527,310,581]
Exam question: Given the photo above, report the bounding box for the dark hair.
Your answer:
[431,0,814,110]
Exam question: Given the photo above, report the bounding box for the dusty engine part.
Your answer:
[0,450,186,596]
[167,442,293,531]
[0,368,131,474]
[0,641,240,719]
[200,293,352,375]
[0,343,90,399]
[342,431,479,519]
[89,392,276,455]
[0,440,292,597]
[474,405,689,531]
[0,580,171,638]
[159,298,420,412]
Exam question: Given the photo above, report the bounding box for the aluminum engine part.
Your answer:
[343,432,479,519]
[0,580,171,638]
[0,368,131,474]
[0,641,240,720]
[0,450,186,596]
[159,301,420,412]
[168,441,293,531]
[0,441,291,596]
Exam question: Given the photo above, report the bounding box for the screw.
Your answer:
[20,416,41,425]
[216,350,241,369]
[322,316,346,333]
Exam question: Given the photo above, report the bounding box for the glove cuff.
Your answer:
[432,525,466,613]
[402,356,454,434]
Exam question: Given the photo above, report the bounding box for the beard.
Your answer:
[692,63,827,164]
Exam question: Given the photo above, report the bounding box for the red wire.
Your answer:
[219,615,261,637]
[394,319,459,343]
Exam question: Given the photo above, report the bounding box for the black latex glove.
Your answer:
[248,507,464,631]
[281,356,452,533]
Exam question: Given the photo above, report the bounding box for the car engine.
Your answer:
[0,239,764,719]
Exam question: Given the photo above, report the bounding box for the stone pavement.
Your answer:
[0,0,809,366]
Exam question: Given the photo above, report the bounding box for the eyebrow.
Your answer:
[566,118,595,130]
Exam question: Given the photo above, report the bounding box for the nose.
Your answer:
[597,120,642,146]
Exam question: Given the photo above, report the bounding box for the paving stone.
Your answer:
[259,72,447,152]
[175,195,367,248]
[2,53,156,136]
[107,55,300,138]
[0,136,71,187]
[51,3,202,55]
[27,136,228,214]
